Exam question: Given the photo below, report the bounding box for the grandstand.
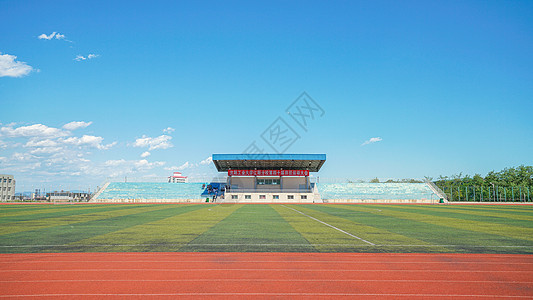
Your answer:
[92,181,440,203]
[318,183,438,203]
[91,153,441,203]
[93,182,207,202]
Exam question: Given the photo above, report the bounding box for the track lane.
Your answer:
[1,252,532,298]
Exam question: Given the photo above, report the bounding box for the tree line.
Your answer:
[432,165,532,202]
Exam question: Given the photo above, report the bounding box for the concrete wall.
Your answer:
[93,198,206,203]
[282,177,307,189]
[225,192,315,203]
[229,177,254,189]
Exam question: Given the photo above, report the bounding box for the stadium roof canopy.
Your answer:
[212,154,326,172]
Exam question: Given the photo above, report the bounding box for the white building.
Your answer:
[0,174,15,202]
[212,154,326,203]
[168,171,188,183]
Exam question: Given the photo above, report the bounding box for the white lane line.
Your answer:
[1,260,532,264]
[0,294,531,298]
[282,205,376,245]
[1,279,532,283]
[1,269,531,272]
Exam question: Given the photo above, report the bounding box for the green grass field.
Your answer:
[1,203,532,254]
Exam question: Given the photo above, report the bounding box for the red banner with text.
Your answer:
[228,169,309,176]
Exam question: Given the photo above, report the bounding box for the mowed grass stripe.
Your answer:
[383,205,533,236]
[341,205,533,243]
[0,204,166,236]
[0,204,111,217]
[0,205,143,225]
[272,205,367,252]
[69,204,242,252]
[0,205,200,253]
[283,205,436,250]
[317,205,532,253]
[406,206,533,226]
[446,205,533,215]
[183,205,313,252]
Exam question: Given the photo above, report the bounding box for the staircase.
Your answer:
[90,182,110,202]
[425,181,448,202]
[312,183,324,203]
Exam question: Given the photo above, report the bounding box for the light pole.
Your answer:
[490,182,496,202]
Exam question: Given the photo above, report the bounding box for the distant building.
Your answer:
[46,191,91,202]
[0,174,15,202]
[168,171,188,183]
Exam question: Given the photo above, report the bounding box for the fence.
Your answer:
[436,184,532,202]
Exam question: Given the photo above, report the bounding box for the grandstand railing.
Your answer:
[426,181,448,201]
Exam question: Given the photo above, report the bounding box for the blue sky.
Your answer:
[1,0,532,191]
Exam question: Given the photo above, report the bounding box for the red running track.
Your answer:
[1,252,532,299]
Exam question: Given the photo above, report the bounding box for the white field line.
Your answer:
[0,294,531,298]
[0,279,531,283]
[0,244,531,248]
[281,205,375,245]
[0,269,531,273]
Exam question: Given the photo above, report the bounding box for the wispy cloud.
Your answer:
[0,124,67,138]
[133,135,173,150]
[163,127,175,134]
[177,161,192,170]
[0,53,35,78]
[200,156,212,165]
[0,122,125,185]
[140,151,151,158]
[38,32,69,41]
[61,135,116,150]
[63,121,92,131]
[75,54,99,61]
[362,137,383,146]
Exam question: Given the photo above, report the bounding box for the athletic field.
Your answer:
[1,203,533,298]
[1,203,532,254]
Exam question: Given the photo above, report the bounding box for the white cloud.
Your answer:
[0,121,178,187]
[0,124,67,138]
[200,156,213,165]
[61,135,116,150]
[12,152,35,161]
[133,135,173,150]
[0,53,34,77]
[38,32,56,40]
[177,161,192,170]
[63,121,92,131]
[362,137,383,146]
[75,54,99,61]
[104,159,126,167]
[103,159,165,176]
[30,147,63,154]
[38,32,67,40]
[135,159,165,170]
[163,127,175,134]
[25,139,59,148]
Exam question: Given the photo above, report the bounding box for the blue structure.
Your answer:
[212,154,326,172]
